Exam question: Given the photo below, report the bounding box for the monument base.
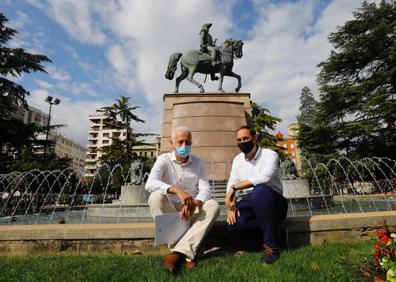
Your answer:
[160,93,252,181]
[87,184,150,218]
[283,179,310,198]
[115,184,149,205]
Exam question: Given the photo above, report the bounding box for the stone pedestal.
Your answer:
[161,93,252,181]
[282,179,310,198]
[117,184,150,204]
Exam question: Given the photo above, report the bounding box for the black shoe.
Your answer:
[261,245,280,265]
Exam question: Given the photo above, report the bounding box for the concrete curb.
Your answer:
[0,211,395,256]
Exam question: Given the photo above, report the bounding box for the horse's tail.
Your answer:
[165,53,182,80]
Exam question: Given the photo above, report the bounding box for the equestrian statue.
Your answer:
[165,23,244,93]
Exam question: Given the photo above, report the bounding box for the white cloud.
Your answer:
[46,66,71,81]
[25,0,364,140]
[237,0,362,135]
[27,89,112,145]
[27,0,107,44]
[10,11,29,29]
[57,81,99,97]
[33,79,54,89]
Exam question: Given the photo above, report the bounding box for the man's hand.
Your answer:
[180,199,201,221]
[177,190,194,206]
[180,202,196,221]
[225,188,236,209]
[227,205,240,225]
[168,186,194,206]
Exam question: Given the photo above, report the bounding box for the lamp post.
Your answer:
[43,95,60,162]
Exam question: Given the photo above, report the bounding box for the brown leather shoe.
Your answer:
[184,258,197,269]
[162,253,183,274]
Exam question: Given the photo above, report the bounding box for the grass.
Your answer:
[0,241,373,282]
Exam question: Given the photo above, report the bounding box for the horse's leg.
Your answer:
[218,68,225,93]
[187,68,204,93]
[210,73,219,81]
[175,64,188,93]
[226,70,242,93]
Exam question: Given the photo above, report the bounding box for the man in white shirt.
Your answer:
[225,126,288,265]
[145,126,220,274]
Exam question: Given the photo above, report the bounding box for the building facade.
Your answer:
[11,105,86,171]
[54,133,86,172]
[85,112,127,177]
[133,144,158,159]
[14,105,49,127]
[276,123,301,169]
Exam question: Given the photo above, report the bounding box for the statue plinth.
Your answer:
[118,184,149,204]
[161,93,252,181]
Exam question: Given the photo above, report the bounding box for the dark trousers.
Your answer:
[226,184,288,248]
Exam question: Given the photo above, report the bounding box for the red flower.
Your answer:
[377,229,386,237]
[382,235,390,243]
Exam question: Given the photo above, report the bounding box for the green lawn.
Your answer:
[0,241,373,282]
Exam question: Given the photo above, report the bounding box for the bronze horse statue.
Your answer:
[165,39,244,93]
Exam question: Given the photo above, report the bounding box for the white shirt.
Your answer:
[227,147,283,195]
[145,152,212,203]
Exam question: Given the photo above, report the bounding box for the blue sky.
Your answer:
[1,0,363,145]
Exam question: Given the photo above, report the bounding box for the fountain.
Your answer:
[0,157,395,225]
[86,159,152,220]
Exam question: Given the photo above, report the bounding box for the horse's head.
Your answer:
[223,38,244,59]
[232,39,243,59]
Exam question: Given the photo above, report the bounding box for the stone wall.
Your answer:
[0,211,394,256]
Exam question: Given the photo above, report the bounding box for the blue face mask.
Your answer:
[175,146,191,158]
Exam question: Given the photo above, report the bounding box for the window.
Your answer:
[151,152,154,157]
[144,152,147,157]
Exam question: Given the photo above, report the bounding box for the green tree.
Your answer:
[316,0,396,160]
[98,96,151,165]
[297,87,317,126]
[250,100,284,156]
[295,86,334,162]
[0,13,51,172]
[10,145,72,172]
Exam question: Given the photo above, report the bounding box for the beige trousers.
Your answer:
[148,190,220,259]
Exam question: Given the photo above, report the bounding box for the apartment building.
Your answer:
[54,133,86,172]
[85,112,127,177]
[14,105,49,127]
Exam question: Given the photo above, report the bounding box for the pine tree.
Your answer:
[98,96,151,165]
[316,0,396,159]
[250,100,284,156]
[0,13,51,118]
[297,87,316,126]
[0,13,51,172]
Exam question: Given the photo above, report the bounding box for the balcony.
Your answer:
[88,135,98,141]
[89,126,100,132]
[85,165,96,170]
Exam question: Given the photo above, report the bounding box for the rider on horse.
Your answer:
[199,23,219,66]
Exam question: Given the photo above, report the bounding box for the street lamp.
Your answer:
[43,95,60,162]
